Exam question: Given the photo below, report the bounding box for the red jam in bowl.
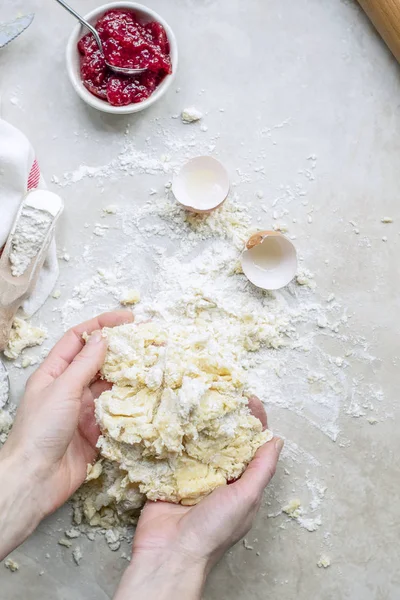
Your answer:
[77,9,172,107]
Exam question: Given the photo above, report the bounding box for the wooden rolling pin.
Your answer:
[358,0,400,63]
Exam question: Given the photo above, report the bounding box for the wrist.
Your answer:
[0,443,46,560]
[115,550,208,600]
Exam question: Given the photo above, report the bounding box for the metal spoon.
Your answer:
[55,0,147,76]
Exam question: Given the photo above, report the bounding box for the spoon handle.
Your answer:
[54,0,102,48]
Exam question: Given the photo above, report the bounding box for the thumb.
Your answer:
[58,331,107,394]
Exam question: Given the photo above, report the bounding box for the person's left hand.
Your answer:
[0,310,133,560]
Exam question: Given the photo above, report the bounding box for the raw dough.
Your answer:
[4,318,46,360]
[181,107,203,123]
[90,321,271,511]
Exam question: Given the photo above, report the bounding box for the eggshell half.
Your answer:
[241,230,297,290]
[172,156,230,213]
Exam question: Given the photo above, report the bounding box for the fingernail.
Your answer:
[275,438,284,456]
[87,330,103,345]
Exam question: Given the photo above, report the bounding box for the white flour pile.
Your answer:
[9,204,53,277]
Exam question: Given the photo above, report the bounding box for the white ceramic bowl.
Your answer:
[66,2,178,114]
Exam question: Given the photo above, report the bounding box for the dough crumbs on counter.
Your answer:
[61,252,70,262]
[317,554,331,568]
[52,289,61,299]
[72,546,83,566]
[21,356,33,368]
[103,205,118,215]
[65,528,81,539]
[296,268,316,289]
[382,236,387,242]
[105,529,121,551]
[367,416,378,425]
[4,318,46,360]
[282,499,302,519]
[4,558,19,572]
[181,107,203,123]
[381,217,393,223]
[120,289,141,305]
[58,538,72,548]
[243,539,254,550]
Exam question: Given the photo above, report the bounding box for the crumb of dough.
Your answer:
[86,461,103,482]
[4,318,46,360]
[381,217,393,223]
[243,539,254,550]
[72,546,83,566]
[367,417,378,425]
[58,538,72,548]
[65,528,81,539]
[4,558,19,572]
[88,321,271,513]
[282,499,302,519]
[105,529,121,551]
[181,107,203,123]
[296,268,315,288]
[120,290,141,306]
[317,554,331,568]
[103,205,118,215]
[21,356,33,368]
[52,289,61,299]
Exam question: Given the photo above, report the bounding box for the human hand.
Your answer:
[0,310,133,560]
[115,398,283,600]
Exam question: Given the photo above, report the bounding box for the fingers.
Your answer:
[233,436,284,497]
[78,388,101,453]
[56,331,108,394]
[90,379,112,399]
[247,395,268,430]
[34,311,134,384]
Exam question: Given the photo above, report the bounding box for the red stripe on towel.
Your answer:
[27,159,40,190]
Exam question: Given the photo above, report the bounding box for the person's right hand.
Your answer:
[115,398,283,600]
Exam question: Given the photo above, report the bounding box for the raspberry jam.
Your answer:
[78,9,172,107]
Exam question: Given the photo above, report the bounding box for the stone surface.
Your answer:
[1,0,400,599]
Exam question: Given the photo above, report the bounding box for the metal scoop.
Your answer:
[55,0,147,76]
[0,190,64,353]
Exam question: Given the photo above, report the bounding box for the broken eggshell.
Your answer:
[172,156,230,213]
[241,231,297,290]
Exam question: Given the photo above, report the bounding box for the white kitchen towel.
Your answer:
[0,118,59,316]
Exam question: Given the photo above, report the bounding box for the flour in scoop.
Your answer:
[9,191,61,278]
[9,204,53,277]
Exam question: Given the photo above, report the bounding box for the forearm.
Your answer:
[114,552,208,600]
[0,447,44,560]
